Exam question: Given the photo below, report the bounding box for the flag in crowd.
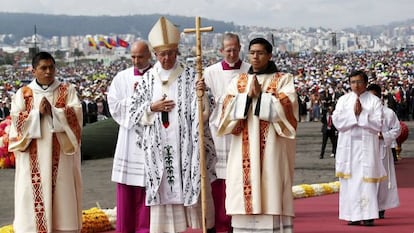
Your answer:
[107,37,117,47]
[98,36,113,49]
[116,37,130,48]
[88,37,99,50]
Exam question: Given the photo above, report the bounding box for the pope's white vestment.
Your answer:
[129,61,217,233]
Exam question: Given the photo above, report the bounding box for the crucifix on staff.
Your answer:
[184,16,214,233]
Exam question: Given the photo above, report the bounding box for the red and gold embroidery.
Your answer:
[55,84,68,108]
[51,135,60,195]
[241,124,252,214]
[235,73,253,213]
[265,73,281,97]
[231,119,245,135]
[65,107,82,142]
[279,93,297,130]
[29,139,48,233]
[266,73,297,130]
[259,120,269,164]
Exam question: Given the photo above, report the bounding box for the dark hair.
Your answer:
[32,51,55,69]
[367,83,382,98]
[348,70,368,83]
[249,37,272,53]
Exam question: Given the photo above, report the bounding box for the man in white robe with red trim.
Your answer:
[129,17,217,233]
[218,38,298,233]
[204,32,250,232]
[8,51,83,233]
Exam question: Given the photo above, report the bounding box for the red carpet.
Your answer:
[103,158,414,233]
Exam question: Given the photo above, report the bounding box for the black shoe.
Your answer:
[207,227,216,233]
[320,156,324,159]
[379,210,385,219]
[362,219,374,226]
[348,221,360,226]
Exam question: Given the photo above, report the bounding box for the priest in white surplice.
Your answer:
[129,17,217,233]
[332,70,386,226]
[218,38,298,233]
[9,52,83,233]
[367,84,400,220]
[204,32,250,232]
[107,41,152,233]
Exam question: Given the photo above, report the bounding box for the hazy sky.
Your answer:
[1,0,413,29]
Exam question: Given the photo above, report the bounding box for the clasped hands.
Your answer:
[39,97,52,116]
[248,75,262,98]
[354,97,362,116]
[150,78,206,112]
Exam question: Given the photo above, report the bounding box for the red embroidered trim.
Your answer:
[259,121,269,165]
[55,84,68,108]
[236,73,253,213]
[29,140,48,233]
[266,73,297,130]
[279,93,297,130]
[56,84,82,142]
[51,135,60,195]
[241,123,252,213]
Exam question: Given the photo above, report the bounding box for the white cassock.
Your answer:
[378,105,400,211]
[332,91,386,221]
[204,60,250,179]
[129,61,217,233]
[9,80,83,233]
[107,66,146,186]
[218,71,298,233]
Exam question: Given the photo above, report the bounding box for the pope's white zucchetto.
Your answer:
[148,16,180,52]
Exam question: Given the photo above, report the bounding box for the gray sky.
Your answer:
[1,0,413,29]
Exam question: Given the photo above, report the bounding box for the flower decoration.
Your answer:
[81,207,114,233]
[0,225,13,233]
[292,181,340,198]
[0,117,14,169]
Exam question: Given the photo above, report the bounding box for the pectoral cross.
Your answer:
[183,17,213,233]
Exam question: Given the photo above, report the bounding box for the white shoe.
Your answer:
[330,153,335,157]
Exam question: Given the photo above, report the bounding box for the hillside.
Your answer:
[0,12,239,40]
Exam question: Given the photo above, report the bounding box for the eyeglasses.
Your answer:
[156,50,177,57]
[248,50,268,56]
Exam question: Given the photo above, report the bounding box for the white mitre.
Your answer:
[148,16,180,52]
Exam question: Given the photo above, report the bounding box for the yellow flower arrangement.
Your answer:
[81,207,114,233]
[0,225,13,233]
[292,181,340,198]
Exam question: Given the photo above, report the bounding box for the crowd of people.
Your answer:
[3,15,413,233]
[1,42,413,126]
